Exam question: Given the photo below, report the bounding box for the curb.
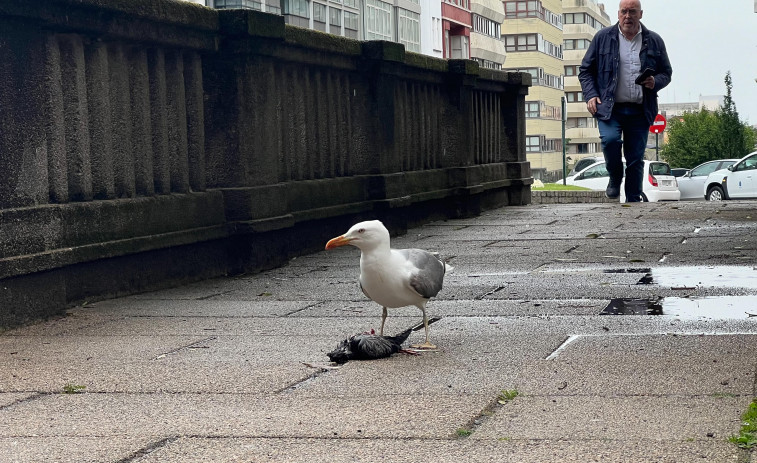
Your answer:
[531,190,615,204]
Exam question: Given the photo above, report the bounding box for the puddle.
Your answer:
[601,296,757,320]
[638,266,757,289]
[602,298,663,315]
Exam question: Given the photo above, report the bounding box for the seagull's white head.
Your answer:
[325,220,390,252]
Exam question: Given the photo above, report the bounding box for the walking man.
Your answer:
[579,0,672,201]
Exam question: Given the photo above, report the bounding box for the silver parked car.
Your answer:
[703,151,757,201]
[677,159,739,200]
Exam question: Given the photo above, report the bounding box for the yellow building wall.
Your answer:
[502,0,565,177]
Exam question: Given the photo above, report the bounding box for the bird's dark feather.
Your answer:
[327,328,412,364]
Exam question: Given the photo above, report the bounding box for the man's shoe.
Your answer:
[605,185,620,199]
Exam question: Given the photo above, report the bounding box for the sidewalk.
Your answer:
[2,200,756,462]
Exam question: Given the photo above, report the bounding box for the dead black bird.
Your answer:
[327,328,413,364]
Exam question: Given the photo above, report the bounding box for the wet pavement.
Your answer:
[1,200,757,462]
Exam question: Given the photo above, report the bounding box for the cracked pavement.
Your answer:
[2,200,757,462]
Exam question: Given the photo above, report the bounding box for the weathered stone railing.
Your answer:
[0,0,531,327]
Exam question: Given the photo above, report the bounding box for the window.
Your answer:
[564,39,591,50]
[313,2,327,22]
[365,0,392,41]
[505,1,541,19]
[505,67,562,90]
[526,135,541,152]
[564,12,602,30]
[433,17,442,51]
[449,34,469,59]
[215,0,261,9]
[282,0,309,17]
[344,11,359,30]
[397,8,420,52]
[736,154,757,171]
[474,58,502,70]
[525,101,539,118]
[265,0,281,14]
[505,35,562,58]
[566,91,584,103]
[567,117,595,129]
[445,0,469,9]
[343,0,357,6]
[504,34,537,52]
[330,7,342,26]
[472,14,500,38]
[504,1,561,29]
[581,163,610,179]
[564,65,579,76]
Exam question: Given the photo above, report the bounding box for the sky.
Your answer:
[632,0,757,124]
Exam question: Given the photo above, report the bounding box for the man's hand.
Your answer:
[641,76,655,89]
[586,97,601,115]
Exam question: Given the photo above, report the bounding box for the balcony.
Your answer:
[470,32,506,65]
[470,0,505,23]
[566,127,601,143]
[563,23,600,38]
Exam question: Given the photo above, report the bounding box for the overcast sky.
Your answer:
[631,0,757,124]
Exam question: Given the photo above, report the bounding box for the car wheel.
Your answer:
[706,185,725,201]
[640,193,649,202]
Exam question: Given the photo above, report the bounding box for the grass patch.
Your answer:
[497,389,519,404]
[63,384,86,394]
[533,183,592,191]
[729,398,757,449]
[456,428,472,438]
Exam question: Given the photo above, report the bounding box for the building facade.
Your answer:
[562,0,610,171]
[500,0,565,180]
[469,0,506,69]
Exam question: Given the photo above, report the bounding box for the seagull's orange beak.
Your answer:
[325,235,352,250]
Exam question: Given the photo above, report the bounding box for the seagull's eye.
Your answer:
[358,228,365,234]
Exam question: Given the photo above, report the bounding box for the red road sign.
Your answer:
[650,114,667,134]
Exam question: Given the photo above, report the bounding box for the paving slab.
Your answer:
[515,333,757,396]
[0,393,38,408]
[473,395,749,441]
[0,437,156,463]
[0,393,487,439]
[134,437,744,463]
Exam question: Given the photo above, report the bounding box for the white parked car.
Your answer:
[703,151,757,201]
[677,159,739,200]
[566,160,680,202]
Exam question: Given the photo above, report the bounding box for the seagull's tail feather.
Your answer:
[429,251,454,274]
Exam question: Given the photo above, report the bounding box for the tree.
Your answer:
[661,109,721,168]
[717,71,747,159]
[661,71,756,167]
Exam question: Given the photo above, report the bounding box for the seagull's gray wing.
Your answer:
[399,249,446,299]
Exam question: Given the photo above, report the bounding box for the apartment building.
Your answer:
[469,0,506,69]
[562,0,610,168]
[500,0,565,179]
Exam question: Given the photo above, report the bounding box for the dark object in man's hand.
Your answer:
[635,68,655,85]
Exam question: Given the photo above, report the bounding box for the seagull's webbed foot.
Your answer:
[399,348,422,356]
[410,341,437,350]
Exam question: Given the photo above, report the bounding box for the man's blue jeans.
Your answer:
[598,103,649,202]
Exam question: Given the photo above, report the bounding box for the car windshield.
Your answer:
[581,164,609,178]
[649,162,672,176]
[691,162,720,177]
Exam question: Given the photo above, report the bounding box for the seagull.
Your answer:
[327,328,413,364]
[325,220,452,349]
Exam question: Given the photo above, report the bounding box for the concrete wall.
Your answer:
[0,0,532,328]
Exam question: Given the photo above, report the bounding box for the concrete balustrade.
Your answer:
[0,0,532,327]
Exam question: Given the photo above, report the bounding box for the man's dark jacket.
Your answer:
[578,22,672,126]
